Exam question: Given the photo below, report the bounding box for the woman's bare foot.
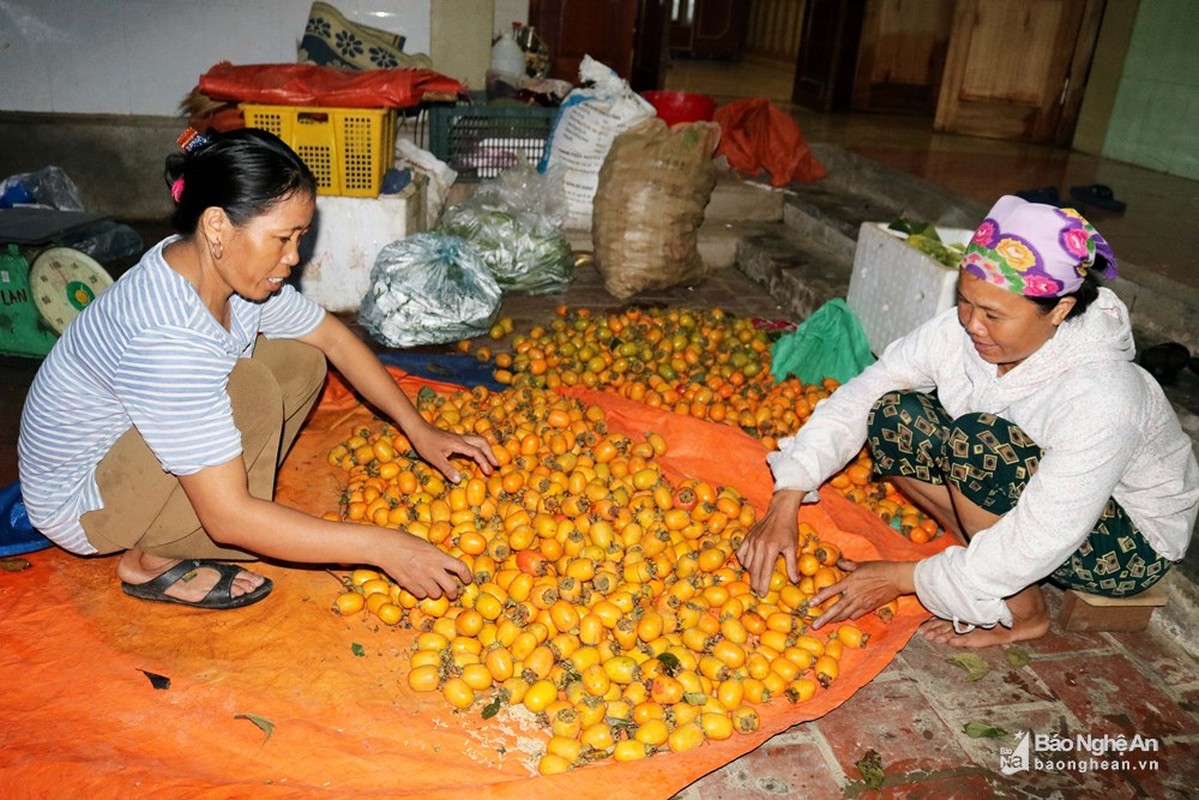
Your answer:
[919,584,1051,648]
[117,548,265,604]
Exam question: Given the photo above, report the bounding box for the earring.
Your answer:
[210,241,223,260]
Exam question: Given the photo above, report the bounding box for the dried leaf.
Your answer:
[139,669,171,690]
[946,652,990,682]
[964,721,1011,740]
[481,695,502,719]
[0,557,32,572]
[234,713,275,743]
[855,748,885,790]
[1004,646,1031,668]
[656,651,681,676]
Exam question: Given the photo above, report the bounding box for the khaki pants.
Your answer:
[81,338,326,559]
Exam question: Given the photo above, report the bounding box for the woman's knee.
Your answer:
[253,338,326,411]
[228,357,283,434]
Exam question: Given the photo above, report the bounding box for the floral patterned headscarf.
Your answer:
[960,195,1118,297]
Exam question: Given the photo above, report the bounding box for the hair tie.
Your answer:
[176,127,210,153]
[170,177,185,203]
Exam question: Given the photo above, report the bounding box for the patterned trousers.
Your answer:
[865,391,1171,597]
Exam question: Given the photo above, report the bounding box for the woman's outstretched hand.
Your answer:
[736,489,805,596]
[408,422,498,484]
[809,559,917,630]
[380,533,474,600]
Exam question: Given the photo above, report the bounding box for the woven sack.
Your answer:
[592,118,720,300]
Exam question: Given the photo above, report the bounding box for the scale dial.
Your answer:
[29,247,113,334]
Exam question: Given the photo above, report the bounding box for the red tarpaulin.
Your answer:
[198,61,463,109]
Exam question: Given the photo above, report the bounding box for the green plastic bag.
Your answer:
[770,298,875,385]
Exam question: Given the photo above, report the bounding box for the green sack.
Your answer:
[770,298,875,385]
[0,244,58,359]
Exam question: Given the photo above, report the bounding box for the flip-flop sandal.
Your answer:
[1016,186,1085,214]
[1016,186,1062,204]
[1137,341,1191,385]
[1070,184,1126,212]
[121,558,272,609]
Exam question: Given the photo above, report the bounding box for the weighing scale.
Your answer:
[0,208,115,358]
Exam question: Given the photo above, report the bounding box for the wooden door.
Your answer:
[631,0,671,92]
[935,0,1104,144]
[791,0,866,112]
[852,0,954,114]
[691,0,746,58]
[529,0,640,82]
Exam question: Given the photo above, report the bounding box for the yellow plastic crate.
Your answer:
[241,104,396,197]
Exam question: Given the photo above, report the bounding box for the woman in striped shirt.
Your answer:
[17,128,496,610]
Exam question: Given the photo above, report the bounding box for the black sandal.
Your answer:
[121,558,272,609]
[1069,184,1126,212]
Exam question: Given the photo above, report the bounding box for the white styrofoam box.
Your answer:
[847,222,972,356]
[297,177,426,312]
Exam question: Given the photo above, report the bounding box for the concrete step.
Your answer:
[706,173,786,223]
[734,222,852,321]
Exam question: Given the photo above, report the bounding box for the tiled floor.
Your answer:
[2,57,1197,798]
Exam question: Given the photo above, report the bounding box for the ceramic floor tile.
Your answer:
[987,759,1139,799]
[863,771,1003,799]
[1122,737,1199,800]
[1030,652,1198,739]
[896,634,1059,712]
[679,730,847,800]
[813,675,973,777]
[1102,624,1199,693]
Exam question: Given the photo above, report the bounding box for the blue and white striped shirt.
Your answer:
[17,236,325,554]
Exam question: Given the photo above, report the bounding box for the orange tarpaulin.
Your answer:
[0,370,952,798]
[713,98,827,188]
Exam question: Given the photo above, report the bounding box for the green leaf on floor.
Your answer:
[946,652,990,681]
[963,721,1012,740]
[481,695,502,720]
[235,713,275,743]
[351,642,366,657]
[855,749,885,790]
[1004,646,1031,668]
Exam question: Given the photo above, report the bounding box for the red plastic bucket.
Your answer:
[641,91,716,126]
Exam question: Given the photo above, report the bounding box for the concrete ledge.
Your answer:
[0,112,180,220]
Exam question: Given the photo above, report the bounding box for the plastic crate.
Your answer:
[427,93,557,181]
[241,104,396,197]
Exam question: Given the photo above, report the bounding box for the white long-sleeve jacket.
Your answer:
[767,288,1198,628]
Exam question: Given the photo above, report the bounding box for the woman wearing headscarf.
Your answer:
[738,195,1198,647]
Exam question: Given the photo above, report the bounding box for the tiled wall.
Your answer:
[1104,0,1199,180]
[0,0,433,115]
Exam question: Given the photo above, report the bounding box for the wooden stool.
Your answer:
[1058,583,1168,632]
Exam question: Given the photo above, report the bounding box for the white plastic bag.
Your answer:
[538,56,655,231]
[358,232,501,348]
[438,164,573,295]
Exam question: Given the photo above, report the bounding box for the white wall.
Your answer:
[0,0,433,115]
[493,0,527,38]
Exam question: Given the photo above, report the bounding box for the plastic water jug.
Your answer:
[490,32,525,79]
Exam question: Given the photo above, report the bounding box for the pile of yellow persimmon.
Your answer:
[327,385,893,772]
[460,306,939,544]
